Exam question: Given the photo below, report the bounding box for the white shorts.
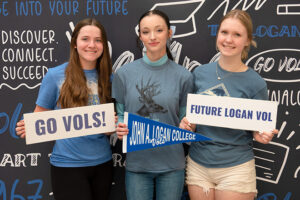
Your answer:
[186,156,257,194]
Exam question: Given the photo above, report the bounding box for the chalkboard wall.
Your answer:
[0,0,299,199]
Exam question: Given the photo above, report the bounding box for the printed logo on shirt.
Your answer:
[136,77,168,119]
[87,80,100,105]
[198,83,230,97]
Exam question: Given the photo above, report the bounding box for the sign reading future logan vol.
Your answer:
[122,112,211,153]
[186,94,278,131]
[24,103,115,144]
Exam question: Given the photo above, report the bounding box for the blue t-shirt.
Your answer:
[189,62,268,168]
[112,56,193,173]
[36,62,112,167]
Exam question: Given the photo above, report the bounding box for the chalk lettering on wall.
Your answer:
[277,4,300,15]
[207,0,268,20]
[0,179,43,200]
[0,29,57,90]
[246,49,300,83]
[268,89,300,106]
[15,0,42,16]
[208,24,300,38]
[0,103,22,138]
[112,153,125,167]
[49,0,79,16]
[257,192,292,200]
[0,153,41,167]
[0,1,9,16]
[86,0,128,16]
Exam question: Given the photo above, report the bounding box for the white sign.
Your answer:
[24,103,115,145]
[186,94,278,131]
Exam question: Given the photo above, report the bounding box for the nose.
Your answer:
[150,31,155,40]
[88,40,95,47]
[225,35,232,43]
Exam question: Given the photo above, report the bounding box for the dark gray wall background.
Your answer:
[0,0,299,199]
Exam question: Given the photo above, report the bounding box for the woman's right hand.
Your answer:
[16,120,26,138]
[116,123,129,140]
[179,117,196,132]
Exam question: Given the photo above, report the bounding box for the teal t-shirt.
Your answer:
[112,56,193,173]
[189,62,268,168]
[36,62,112,167]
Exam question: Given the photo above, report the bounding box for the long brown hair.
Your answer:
[59,18,112,108]
[217,9,256,60]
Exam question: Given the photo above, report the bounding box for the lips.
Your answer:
[149,42,159,46]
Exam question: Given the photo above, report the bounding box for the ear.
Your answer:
[245,38,250,47]
[168,29,173,39]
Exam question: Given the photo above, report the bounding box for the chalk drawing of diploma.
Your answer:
[135,0,205,38]
[254,141,289,184]
[277,4,300,15]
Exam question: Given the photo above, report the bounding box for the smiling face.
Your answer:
[217,18,250,60]
[75,25,103,69]
[139,14,172,60]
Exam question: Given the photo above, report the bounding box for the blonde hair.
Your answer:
[59,18,112,108]
[217,9,256,60]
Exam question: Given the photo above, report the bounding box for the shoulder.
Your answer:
[47,62,68,75]
[115,59,141,75]
[168,60,192,78]
[246,67,267,86]
[193,62,216,73]
[192,62,216,79]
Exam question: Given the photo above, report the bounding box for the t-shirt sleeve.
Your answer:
[36,69,58,109]
[253,85,268,100]
[179,73,194,107]
[112,72,125,104]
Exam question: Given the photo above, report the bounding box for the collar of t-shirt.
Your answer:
[143,54,168,67]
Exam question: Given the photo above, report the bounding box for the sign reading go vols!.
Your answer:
[24,103,115,145]
[122,112,211,153]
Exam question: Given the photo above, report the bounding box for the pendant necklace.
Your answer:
[216,63,245,80]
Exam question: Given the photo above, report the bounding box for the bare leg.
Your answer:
[215,189,255,200]
[188,185,215,200]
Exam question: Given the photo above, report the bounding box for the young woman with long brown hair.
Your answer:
[16,18,113,200]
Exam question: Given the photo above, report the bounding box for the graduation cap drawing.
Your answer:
[135,0,205,38]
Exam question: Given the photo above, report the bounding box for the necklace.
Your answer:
[216,63,246,80]
[215,64,233,80]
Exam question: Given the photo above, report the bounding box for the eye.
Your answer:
[141,31,149,35]
[235,33,241,37]
[157,29,163,32]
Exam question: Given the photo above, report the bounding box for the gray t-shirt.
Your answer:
[189,62,268,168]
[112,58,193,172]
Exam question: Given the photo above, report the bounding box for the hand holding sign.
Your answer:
[253,130,279,144]
[116,122,129,140]
[179,117,196,132]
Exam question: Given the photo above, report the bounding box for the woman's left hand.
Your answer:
[253,129,278,144]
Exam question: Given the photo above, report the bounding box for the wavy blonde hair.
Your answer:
[59,18,112,108]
